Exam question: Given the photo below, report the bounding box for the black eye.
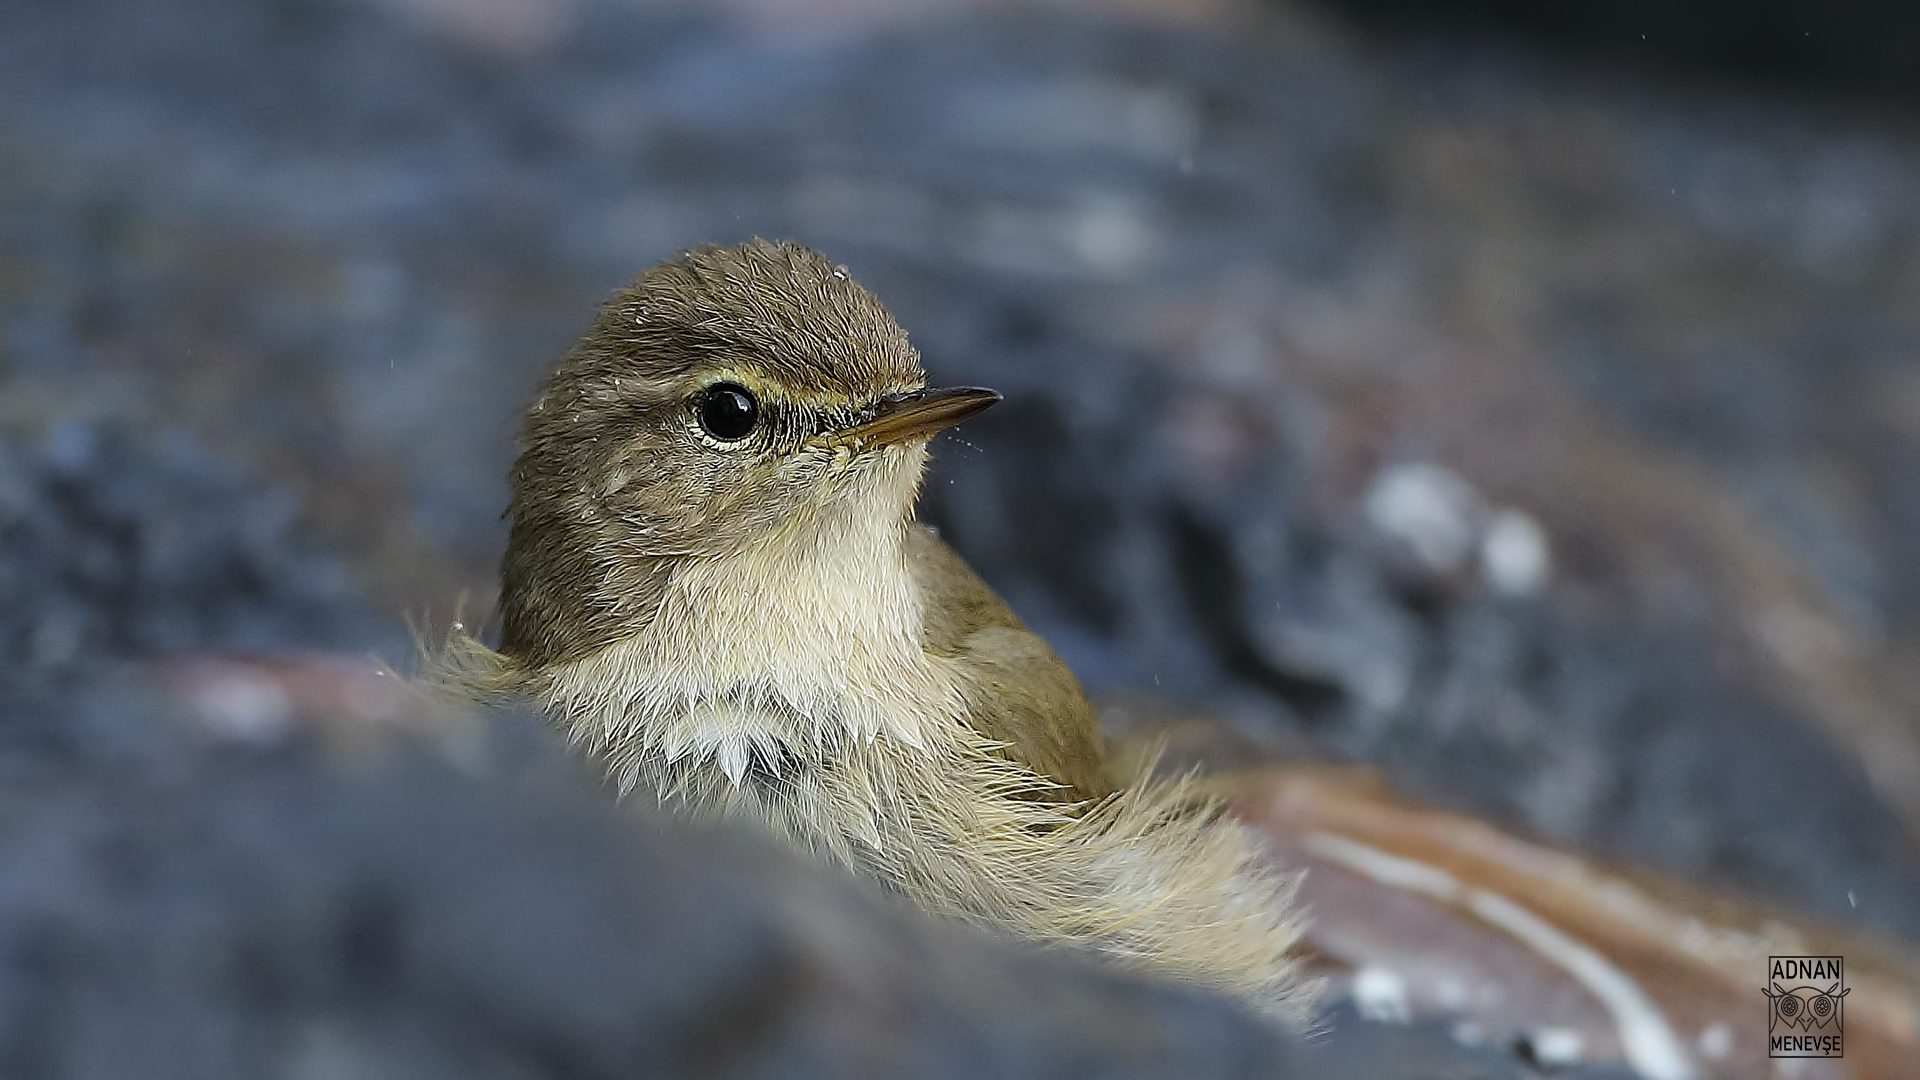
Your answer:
[697,383,759,441]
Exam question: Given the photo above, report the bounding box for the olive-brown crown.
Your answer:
[499,239,930,667]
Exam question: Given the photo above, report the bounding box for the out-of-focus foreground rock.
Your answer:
[1234,764,1920,1079]
[0,660,1327,1079]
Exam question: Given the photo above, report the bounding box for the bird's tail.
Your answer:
[833,735,1319,1028]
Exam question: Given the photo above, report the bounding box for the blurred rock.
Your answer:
[1230,763,1920,1080]
[0,418,398,690]
[0,658,1561,1080]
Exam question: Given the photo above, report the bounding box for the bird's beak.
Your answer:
[832,386,1002,449]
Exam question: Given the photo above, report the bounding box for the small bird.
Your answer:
[437,239,1314,1025]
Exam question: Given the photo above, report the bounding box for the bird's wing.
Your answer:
[906,523,1114,801]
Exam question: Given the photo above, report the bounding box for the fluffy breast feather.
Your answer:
[534,483,967,790]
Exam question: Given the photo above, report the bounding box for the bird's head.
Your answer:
[498,239,998,668]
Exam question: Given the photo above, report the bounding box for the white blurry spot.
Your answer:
[1848,890,1857,908]
[1451,1021,1484,1046]
[1697,1022,1733,1061]
[1529,1027,1586,1068]
[1756,605,1847,671]
[1434,975,1469,1010]
[1364,462,1484,573]
[1068,195,1154,275]
[1481,508,1551,597]
[193,671,295,745]
[1351,966,1412,1024]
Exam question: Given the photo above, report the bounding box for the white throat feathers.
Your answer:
[532,440,967,796]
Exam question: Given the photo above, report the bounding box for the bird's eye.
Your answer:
[697,383,760,441]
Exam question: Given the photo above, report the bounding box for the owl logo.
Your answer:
[1763,981,1849,1033]
[1765,956,1849,1058]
